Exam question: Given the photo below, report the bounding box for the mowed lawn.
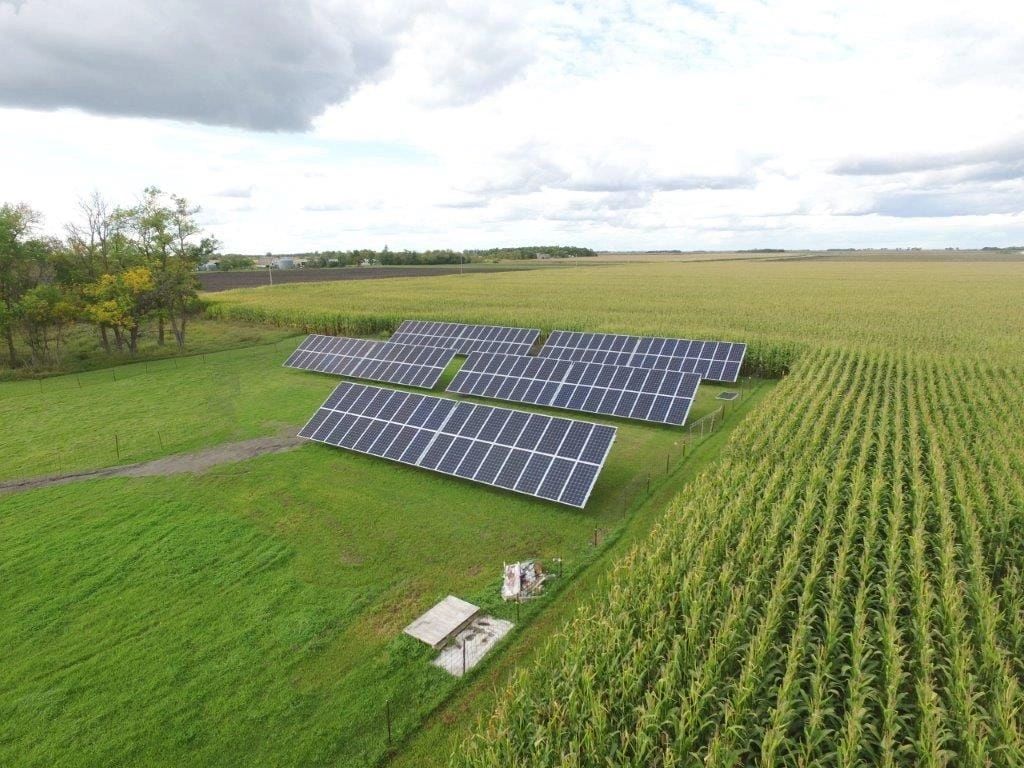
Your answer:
[0,338,754,767]
[0,339,318,481]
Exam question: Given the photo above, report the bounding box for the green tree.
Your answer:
[127,188,209,350]
[14,283,75,367]
[0,203,46,367]
[83,267,156,355]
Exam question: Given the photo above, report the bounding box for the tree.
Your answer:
[0,203,45,367]
[63,193,140,352]
[15,283,75,367]
[125,188,208,350]
[83,267,156,355]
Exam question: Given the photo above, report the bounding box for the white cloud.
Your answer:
[1,0,1023,250]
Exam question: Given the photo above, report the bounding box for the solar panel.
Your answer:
[389,320,541,356]
[299,382,616,508]
[448,353,701,426]
[538,331,747,383]
[284,334,455,389]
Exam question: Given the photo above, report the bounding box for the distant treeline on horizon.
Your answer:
[223,246,596,266]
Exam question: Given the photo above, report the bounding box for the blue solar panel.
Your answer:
[538,331,746,383]
[447,353,701,426]
[299,382,616,508]
[389,320,540,355]
[284,334,455,388]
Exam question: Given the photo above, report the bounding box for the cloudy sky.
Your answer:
[2,0,1023,252]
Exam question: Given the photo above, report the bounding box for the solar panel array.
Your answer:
[284,334,455,389]
[389,321,540,356]
[299,382,616,508]
[539,331,746,383]
[448,353,702,426]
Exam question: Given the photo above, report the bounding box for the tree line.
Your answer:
[237,245,596,268]
[0,188,215,369]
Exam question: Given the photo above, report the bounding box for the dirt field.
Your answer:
[198,264,533,292]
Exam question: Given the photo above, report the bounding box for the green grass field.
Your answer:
[0,335,763,767]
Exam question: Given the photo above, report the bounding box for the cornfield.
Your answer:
[456,349,1024,766]
[203,261,1024,378]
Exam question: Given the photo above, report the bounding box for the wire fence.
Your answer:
[371,383,760,762]
[2,339,298,400]
[2,366,761,765]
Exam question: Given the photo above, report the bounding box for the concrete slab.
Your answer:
[432,616,514,677]
[403,595,481,649]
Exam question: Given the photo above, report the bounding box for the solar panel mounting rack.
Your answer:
[298,382,616,508]
[538,331,746,383]
[389,320,541,356]
[448,352,701,426]
[284,334,455,389]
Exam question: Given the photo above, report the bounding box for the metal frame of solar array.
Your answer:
[299,382,616,508]
[284,334,456,389]
[389,320,541,356]
[539,331,747,383]
[448,353,702,426]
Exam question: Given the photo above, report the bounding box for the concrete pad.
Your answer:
[432,616,514,677]
[403,595,481,649]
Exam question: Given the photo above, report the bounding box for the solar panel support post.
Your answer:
[385,699,391,745]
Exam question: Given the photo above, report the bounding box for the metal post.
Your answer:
[386,700,391,745]
[114,433,120,460]
[666,454,670,474]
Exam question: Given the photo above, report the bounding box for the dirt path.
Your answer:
[0,433,304,495]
